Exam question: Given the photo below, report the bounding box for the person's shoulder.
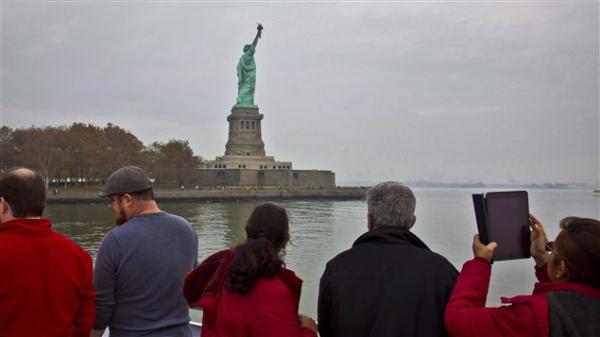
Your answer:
[124,212,189,228]
[205,248,234,262]
[106,221,130,237]
[252,274,295,299]
[324,241,457,276]
[195,248,234,271]
[324,234,387,266]
[50,230,92,260]
[162,212,192,226]
[163,213,196,238]
[99,226,127,250]
[323,246,358,270]
[419,249,459,277]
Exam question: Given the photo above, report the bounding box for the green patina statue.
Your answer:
[235,23,263,108]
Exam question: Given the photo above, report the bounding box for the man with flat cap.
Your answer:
[91,166,198,337]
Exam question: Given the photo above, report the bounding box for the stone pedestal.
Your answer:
[225,106,265,157]
[206,106,292,171]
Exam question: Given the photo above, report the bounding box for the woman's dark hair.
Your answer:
[226,202,290,294]
[554,216,600,289]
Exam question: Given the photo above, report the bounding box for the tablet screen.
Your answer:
[485,191,530,261]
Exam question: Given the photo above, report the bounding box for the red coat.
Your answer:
[183,249,316,337]
[445,257,600,337]
[0,218,95,337]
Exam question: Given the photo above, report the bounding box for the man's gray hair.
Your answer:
[367,181,416,229]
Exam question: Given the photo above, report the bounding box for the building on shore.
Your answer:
[199,105,335,188]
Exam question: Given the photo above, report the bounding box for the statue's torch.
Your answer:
[257,22,263,38]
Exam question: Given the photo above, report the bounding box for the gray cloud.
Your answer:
[2,2,598,185]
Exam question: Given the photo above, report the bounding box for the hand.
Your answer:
[299,314,318,333]
[472,234,497,263]
[529,213,549,267]
[90,329,104,337]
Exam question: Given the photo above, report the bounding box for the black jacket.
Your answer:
[318,226,458,337]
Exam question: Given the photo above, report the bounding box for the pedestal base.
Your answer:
[225,106,266,157]
[206,155,291,170]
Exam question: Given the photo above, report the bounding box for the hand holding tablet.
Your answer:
[472,191,531,262]
[529,214,550,267]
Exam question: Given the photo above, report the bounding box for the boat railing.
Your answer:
[101,321,202,336]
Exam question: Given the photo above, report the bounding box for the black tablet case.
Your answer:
[472,191,531,261]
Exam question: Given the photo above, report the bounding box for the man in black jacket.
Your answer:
[318,181,458,337]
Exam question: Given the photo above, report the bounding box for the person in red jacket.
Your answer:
[0,168,95,337]
[183,202,317,337]
[445,214,600,337]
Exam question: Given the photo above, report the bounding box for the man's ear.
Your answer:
[367,213,374,231]
[555,259,569,280]
[0,197,7,213]
[404,215,417,230]
[122,194,134,207]
[0,197,14,220]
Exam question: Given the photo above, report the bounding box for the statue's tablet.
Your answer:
[472,191,531,262]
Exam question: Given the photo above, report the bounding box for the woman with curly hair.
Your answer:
[183,202,317,337]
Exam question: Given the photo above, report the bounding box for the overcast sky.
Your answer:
[1,1,598,185]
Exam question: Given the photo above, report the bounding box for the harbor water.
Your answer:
[47,188,599,319]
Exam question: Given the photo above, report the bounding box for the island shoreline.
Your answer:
[47,187,369,204]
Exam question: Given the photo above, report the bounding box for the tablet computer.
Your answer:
[472,191,530,261]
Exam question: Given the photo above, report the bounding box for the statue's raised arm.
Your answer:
[252,23,262,49]
[235,23,263,108]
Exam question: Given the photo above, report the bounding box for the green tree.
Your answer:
[101,123,150,179]
[0,123,203,188]
[11,126,66,186]
[0,127,15,172]
[148,139,202,187]
[62,123,105,182]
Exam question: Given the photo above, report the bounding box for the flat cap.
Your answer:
[100,166,153,197]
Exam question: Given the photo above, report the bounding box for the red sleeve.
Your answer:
[261,283,317,337]
[183,249,233,306]
[444,258,540,337]
[535,264,550,283]
[73,252,96,337]
[278,295,317,337]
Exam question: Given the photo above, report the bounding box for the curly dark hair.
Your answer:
[226,202,289,294]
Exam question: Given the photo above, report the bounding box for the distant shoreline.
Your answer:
[47,186,369,204]
[46,183,598,204]
[339,182,594,190]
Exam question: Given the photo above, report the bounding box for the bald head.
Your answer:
[0,167,46,218]
[8,168,36,178]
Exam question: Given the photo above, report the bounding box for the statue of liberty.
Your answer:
[235,23,263,108]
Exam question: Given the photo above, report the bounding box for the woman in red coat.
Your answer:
[445,215,600,337]
[183,202,318,337]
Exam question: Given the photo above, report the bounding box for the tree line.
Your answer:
[0,123,204,188]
